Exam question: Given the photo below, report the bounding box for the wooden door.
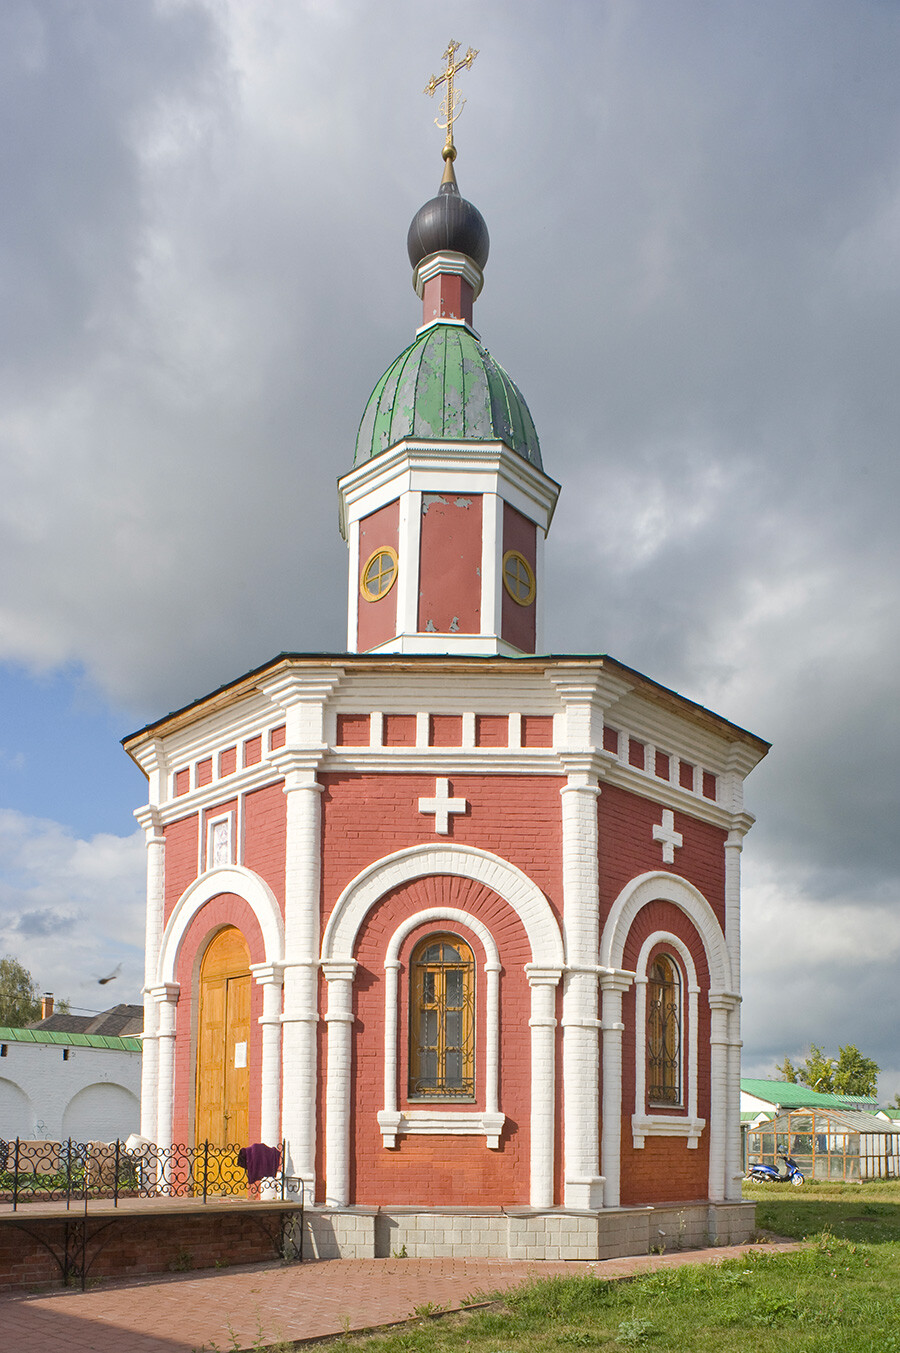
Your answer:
[196,926,251,1148]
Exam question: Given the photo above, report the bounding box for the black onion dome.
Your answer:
[407,180,490,272]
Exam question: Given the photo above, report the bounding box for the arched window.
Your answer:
[409,935,475,1099]
[647,954,681,1106]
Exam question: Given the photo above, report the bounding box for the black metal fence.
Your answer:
[0,1137,299,1211]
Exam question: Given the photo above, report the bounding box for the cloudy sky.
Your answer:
[0,0,898,1096]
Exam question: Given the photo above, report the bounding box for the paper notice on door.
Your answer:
[234,1041,247,1068]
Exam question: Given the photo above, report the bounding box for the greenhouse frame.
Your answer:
[745,1108,900,1181]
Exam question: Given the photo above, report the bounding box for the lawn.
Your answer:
[278,1182,900,1353]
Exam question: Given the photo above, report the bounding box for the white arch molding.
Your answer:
[322,844,565,967]
[156,865,285,986]
[600,871,733,991]
[151,865,285,1156]
[597,871,736,1207]
[319,844,564,1209]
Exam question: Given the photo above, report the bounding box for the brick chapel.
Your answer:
[124,63,769,1259]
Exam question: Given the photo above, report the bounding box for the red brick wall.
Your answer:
[337,713,371,746]
[598,783,727,932]
[320,772,565,930]
[243,782,287,912]
[501,502,537,652]
[383,714,416,746]
[418,493,483,635]
[0,1211,285,1291]
[475,714,508,747]
[358,499,400,652]
[429,714,462,746]
[522,715,553,748]
[164,814,199,923]
[343,875,533,1207]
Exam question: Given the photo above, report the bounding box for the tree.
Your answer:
[777,1043,880,1098]
[832,1044,879,1098]
[0,956,41,1026]
[774,1056,798,1082]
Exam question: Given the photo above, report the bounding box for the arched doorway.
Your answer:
[196,926,251,1147]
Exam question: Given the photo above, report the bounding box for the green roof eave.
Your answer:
[0,1027,142,1052]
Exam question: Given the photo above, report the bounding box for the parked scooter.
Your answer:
[745,1153,804,1186]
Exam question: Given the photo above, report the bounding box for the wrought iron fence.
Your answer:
[0,1137,298,1211]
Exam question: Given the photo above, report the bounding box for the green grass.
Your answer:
[269,1182,900,1353]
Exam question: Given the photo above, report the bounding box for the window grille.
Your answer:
[648,955,681,1105]
[409,935,475,1098]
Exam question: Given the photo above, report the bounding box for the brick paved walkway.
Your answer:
[0,1243,801,1353]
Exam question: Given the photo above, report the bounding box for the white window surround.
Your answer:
[632,931,705,1149]
[377,908,504,1149]
[206,813,234,871]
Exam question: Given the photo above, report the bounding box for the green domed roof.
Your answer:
[354,323,542,469]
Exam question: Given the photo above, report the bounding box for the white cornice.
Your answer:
[412,250,484,299]
[337,440,560,540]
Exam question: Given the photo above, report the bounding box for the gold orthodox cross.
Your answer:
[424,40,478,159]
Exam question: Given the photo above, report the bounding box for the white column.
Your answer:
[151,983,180,1155]
[378,958,402,1144]
[525,966,561,1208]
[322,960,357,1207]
[260,667,342,1202]
[599,970,633,1208]
[480,491,503,639]
[559,758,603,1210]
[397,489,421,637]
[279,768,324,1198]
[137,807,165,1140]
[724,827,746,1200]
[251,963,284,1150]
[707,994,732,1202]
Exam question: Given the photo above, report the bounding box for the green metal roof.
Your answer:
[0,1027,142,1053]
[355,322,542,469]
[741,1078,879,1112]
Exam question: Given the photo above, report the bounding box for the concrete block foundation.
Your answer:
[297,1201,756,1261]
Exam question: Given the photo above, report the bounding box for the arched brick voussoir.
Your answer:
[157,866,285,985]
[600,871,733,993]
[322,844,564,966]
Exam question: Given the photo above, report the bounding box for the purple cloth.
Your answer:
[237,1142,280,1183]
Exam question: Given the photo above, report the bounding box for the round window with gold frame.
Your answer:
[360,546,398,602]
[502,550,536,607]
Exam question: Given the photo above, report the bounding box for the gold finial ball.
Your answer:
[442,144,457,162]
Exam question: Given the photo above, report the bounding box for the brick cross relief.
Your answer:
[418,777,467,834]
[652,808,683,864]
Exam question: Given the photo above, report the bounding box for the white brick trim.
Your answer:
[321,844,564,968]
[156,866,285,986]
[631,932,704,1150]
[599,871,733,992]
[377,908,503,1148]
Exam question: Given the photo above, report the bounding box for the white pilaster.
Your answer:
[707,993,736,1202]
[559,758,603,1210]
[525,966,561,1208]
[599,969,633,1207]
[322,959,357,1207]
[151,983,180,1156]
[136,805,165,1141]
[260,667,342,1199]
[481,491,503,638]
[397,489,422,636]
[251,963,285,1150]
[346,518,360,650]
[724,826,746,1200]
